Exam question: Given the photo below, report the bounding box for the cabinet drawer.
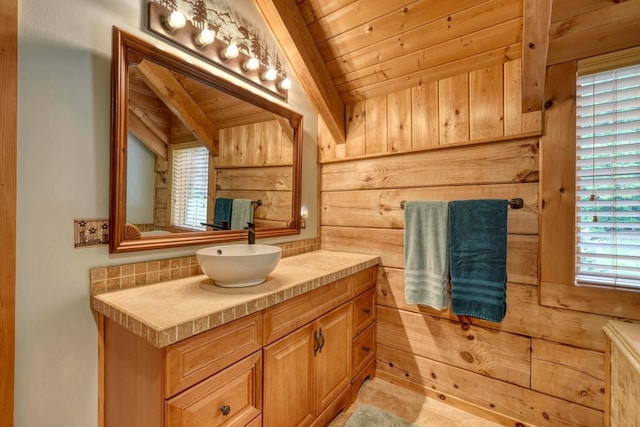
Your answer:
[351,266,377,297]
[263,278,351,345]
[352,322,376,375]
[165,351,262,427]
[351,289,376,336]
[165,312,262,397]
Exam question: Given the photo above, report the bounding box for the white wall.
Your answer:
[16,0,317,425]
[126,133,155,224]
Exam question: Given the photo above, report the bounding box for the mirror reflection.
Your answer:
[110,28,303,252]
[125,60,294,236]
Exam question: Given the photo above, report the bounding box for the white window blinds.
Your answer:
[576,63,640,289]
[171,145,209,231]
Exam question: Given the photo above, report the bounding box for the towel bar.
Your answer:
[252,199,262,207]
[400,198,524,210]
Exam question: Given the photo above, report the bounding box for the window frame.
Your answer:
[168,142,211,232]
[540,56,640,319]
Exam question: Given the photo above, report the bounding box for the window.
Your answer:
[575,63,640,289]
[171,144,209,231]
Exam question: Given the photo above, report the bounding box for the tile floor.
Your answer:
[328,377,505,427]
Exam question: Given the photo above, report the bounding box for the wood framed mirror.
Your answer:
[110,27,302,253]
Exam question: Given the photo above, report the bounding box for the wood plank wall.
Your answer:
[318,59,620,426]
[215,120,294,228]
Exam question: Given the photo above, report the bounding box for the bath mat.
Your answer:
[345,404,420,427]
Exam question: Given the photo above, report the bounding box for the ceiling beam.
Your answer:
[136,60,220,155]
[521,0,553,113]
[127,104,169,160]
[254,0,346,144]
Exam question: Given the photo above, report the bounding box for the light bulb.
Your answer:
[261,68,278,81]
[221,43,239,60]
[195,28,215,46]
[243,57,260,71]
[278,78,292,91]
[165,11,186,31]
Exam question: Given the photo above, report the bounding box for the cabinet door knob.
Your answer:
[362,346,370,352]
[318,328,326,353]
[363,308,371,314]
[221,405,231,416]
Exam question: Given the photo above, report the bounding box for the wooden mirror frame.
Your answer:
[109,27,302,253]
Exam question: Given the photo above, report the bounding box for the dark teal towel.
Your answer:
[213,198,233,230]
[448,199,508,323]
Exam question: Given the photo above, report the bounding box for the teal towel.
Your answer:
[448,199,508,323]
[230,199,254,230]
[403,201,449,310]
[213,198,233,229]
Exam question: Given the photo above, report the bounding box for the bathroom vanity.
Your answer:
[92,250,380,427]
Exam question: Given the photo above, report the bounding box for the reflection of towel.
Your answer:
[448,199,508,323]
[230,199,253,230]
[214,198,233,229]
[403,201,449,310]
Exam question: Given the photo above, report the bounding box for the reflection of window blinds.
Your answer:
[171,145,209,231]
[575,63,640,289]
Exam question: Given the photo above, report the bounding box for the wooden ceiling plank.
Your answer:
[547,0,640,65]
[136,60,220,155]
[307,0,423,44]
[550,0,620,23]
[128,97,170,146]
[255,0,346,143]
[317,0,489,62]
[335,18,522,90]
[127,109,169,160]
[340,43,521,103]
[521,0,552,113]
[325,0,522,80]
[298,0,358,25]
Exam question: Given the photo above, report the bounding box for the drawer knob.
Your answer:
[362,346,370,352]
[363,308,371,314]
[221,405,231,416]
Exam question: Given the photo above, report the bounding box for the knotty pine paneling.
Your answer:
[319,59,541,163]
[321,227,538,286]
[531,339,605,411]
[377,345,604,427]
[376,268,613,352]
[320,182,538,234]
[320,139,539,190]
[378,306,531,387]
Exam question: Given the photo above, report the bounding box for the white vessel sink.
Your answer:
[196,244,282,287]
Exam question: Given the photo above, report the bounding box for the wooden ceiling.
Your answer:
[128,62,277,158]
[255,0,640,143]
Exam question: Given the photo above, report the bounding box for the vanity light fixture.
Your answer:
[164,10,186,31]
[195,28,215,46]
[261,68,278,82]
[278,78,292,91]
[148,1,289,99]
[221,43,239,60]
[243,57,260,71]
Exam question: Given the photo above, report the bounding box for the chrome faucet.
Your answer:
[246,222,256,244]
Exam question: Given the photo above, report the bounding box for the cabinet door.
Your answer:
[263,323,315,427]
[315,303,351,414]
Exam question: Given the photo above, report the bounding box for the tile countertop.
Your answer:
[91,250,380,348]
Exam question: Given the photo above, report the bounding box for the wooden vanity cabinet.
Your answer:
[102,266,377,427]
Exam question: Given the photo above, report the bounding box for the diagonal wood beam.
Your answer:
[127,104,169,160]
[522,0,553,113]
[254,0,346,144]
[136,60,220,154]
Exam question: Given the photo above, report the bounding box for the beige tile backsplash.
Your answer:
[90,238,320,295]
